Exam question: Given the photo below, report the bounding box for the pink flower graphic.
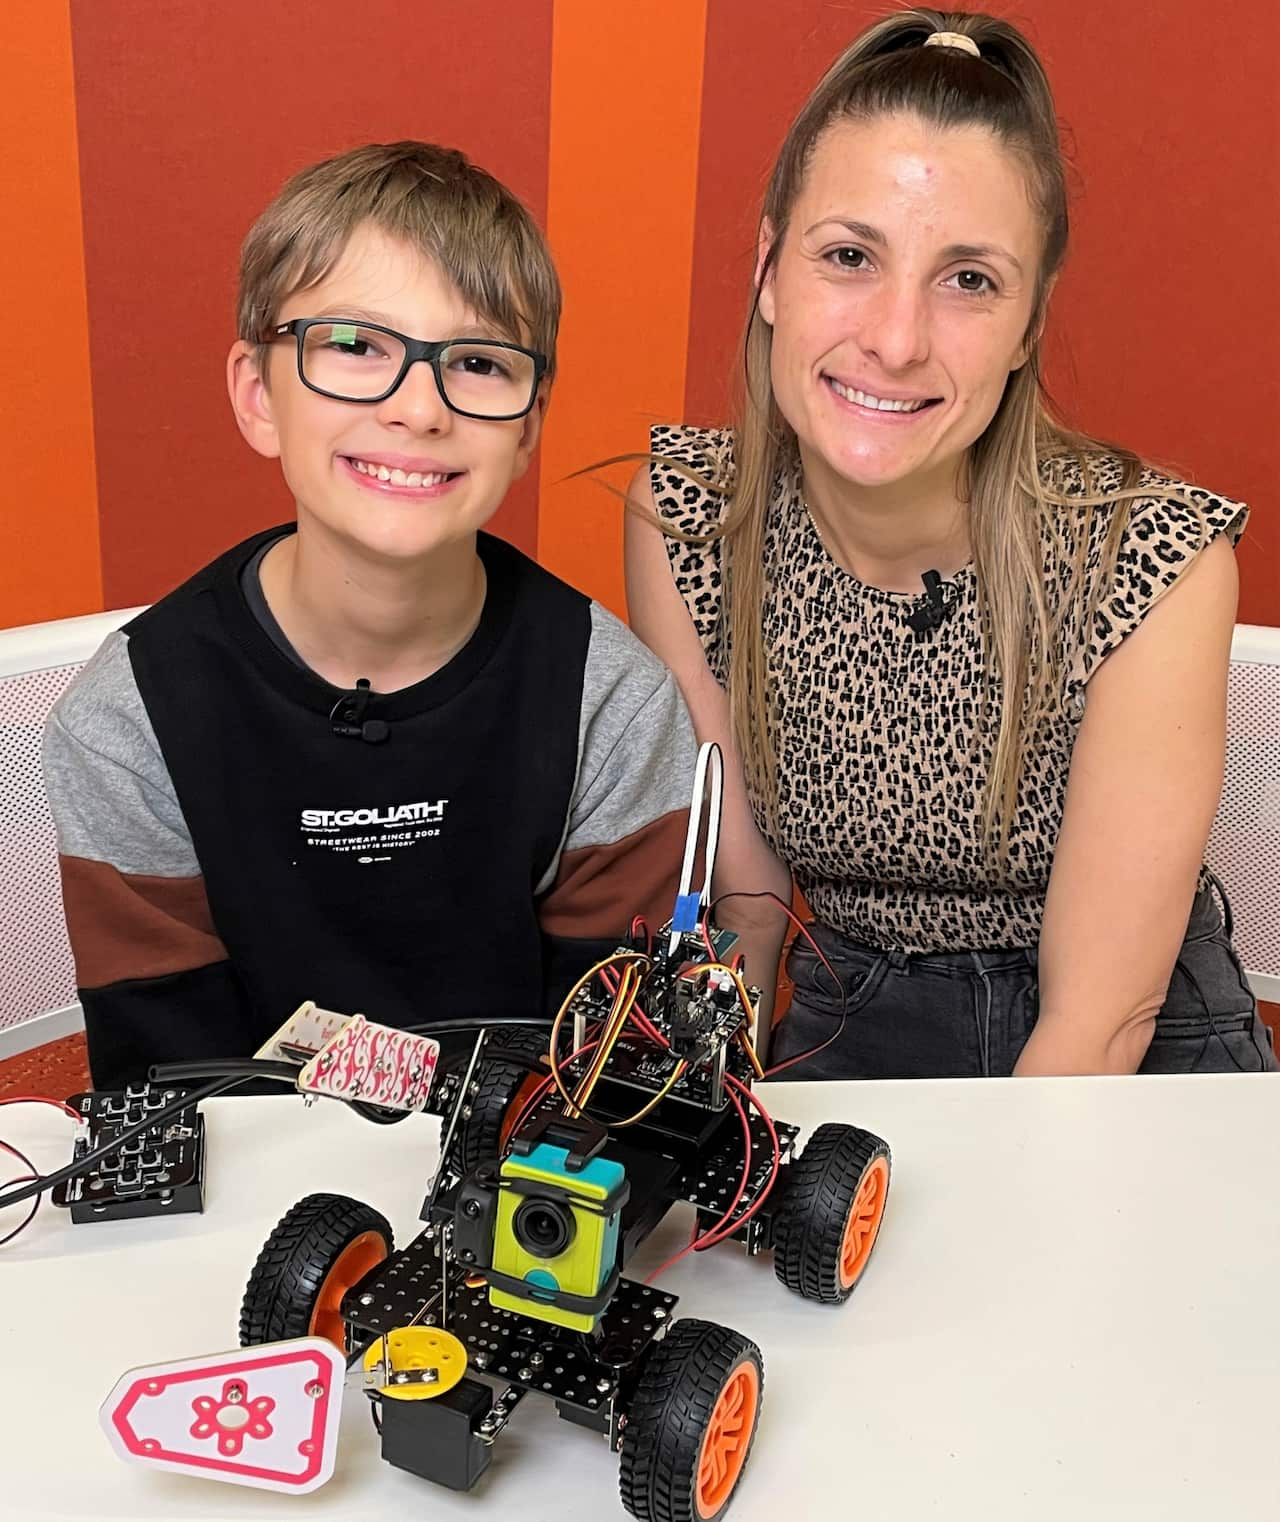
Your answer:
[189,1378,276,1458]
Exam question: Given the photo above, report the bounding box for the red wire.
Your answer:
[0,1096,81,1121]
[709,889,853,1078]
[700,918,717,964]
[0,1135,42,1248]
[645,1075,782,1282]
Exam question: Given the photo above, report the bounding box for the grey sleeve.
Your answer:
[41,630,198,876]
[535,603,696,894]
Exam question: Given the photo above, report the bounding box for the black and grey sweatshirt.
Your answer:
[43,528,696,1089]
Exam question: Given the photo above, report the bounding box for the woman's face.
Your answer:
[758,112,1044,504]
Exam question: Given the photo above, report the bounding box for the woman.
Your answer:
[625,9,1274,1078]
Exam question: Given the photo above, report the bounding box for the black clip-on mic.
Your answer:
[329,678,390,744]
[905,569,951,638]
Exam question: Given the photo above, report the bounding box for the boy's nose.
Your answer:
[375,358,453,434]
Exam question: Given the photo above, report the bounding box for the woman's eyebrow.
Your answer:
[805,218,1024,275]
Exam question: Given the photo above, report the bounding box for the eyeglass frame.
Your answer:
[268,317,548,421]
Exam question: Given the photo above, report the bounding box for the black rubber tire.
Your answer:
[772,1123,890,1304]
[452,1027,551,1173]
[619,1318,764,1522]
[239,1193,392,1349]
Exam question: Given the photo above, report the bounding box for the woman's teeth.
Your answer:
[348,458,454,487]
[828,378,932,413]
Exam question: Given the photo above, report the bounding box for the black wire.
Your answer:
[149,1059,301,1084]
[403,1016,554,1037]
[0,1138,41,1248]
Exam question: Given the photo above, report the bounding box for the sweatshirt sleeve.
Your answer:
[41,631,257,1089]
[536,603,696,952]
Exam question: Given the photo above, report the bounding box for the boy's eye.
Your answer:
[316,323,390,359]
[445,346,513,380]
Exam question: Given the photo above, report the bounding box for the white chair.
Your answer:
[0,608,145,1059]
[1206,623,1280,1005]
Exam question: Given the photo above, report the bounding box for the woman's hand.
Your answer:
[623,467,794,1038]
[1022,534,1239,1075]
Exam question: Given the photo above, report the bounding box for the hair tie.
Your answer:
[924,31,981,57]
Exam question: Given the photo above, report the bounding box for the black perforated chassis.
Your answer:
[340,1094,798,1443]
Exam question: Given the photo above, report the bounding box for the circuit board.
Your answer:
[52,1083,205,1223]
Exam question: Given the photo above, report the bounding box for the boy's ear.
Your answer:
[510,381,550,481]
[227,340,281,459]
[755,218,778,326]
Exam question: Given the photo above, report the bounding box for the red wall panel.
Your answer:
[69,0,554,610]
[686,0,1279,626]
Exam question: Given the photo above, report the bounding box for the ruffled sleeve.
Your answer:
[647,425,735,683]
[1062,458,1248,709]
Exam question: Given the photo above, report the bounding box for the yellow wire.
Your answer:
[547,951,650,1115]
[574,967,639,1114]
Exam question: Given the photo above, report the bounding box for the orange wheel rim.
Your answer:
[695,1360,759,1518]
[307,1231,388,1350]
[500,1073,546,1151]
[839,1155,889,1290]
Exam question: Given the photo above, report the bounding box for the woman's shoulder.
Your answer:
[1043,449,1248,561]
[647,424,735,534]
[1045,448,1249,697]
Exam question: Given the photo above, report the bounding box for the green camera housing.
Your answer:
[489,1140,629,1332]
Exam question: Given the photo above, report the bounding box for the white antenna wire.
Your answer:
[668,742,724,956]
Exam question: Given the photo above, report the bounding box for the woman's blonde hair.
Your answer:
[236,140,561,381]
[681,8,1196,861]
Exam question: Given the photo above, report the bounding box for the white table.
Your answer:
[3,1076,1278,1522]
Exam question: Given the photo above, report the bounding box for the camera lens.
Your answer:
[513,1197,576,1259]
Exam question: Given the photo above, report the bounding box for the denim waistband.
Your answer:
[807,875,1225,972]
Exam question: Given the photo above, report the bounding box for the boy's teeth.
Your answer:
[350,458,451,487]
[829,378,929,412]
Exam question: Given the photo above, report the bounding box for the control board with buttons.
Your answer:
[52,1083,206,1223]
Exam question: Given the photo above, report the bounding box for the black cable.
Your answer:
[150,1059,302,1085]
[403,1016,554,1037]
[0,1138,41,1248]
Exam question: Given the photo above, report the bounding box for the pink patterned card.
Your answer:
[298,1014,439,1112]
[100,1339,344,1494]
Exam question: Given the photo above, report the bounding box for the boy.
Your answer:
[43,142,695,1091]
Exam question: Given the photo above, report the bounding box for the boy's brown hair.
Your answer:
[236,141,561,380]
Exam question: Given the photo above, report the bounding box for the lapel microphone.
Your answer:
[329,678,390,744]
[905,570,952,638]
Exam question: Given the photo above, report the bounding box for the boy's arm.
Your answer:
[536,605,696,1000]
[42,633,258,1090]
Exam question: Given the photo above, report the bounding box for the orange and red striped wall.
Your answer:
[4,0,1278,630]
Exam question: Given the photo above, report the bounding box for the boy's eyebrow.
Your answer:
[311,305,509,339]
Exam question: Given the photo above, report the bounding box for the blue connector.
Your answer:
[671,893,701,934]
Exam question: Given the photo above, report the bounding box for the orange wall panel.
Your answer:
[69,0,554,610]
[1,1,101,626]
[536,0,708,617]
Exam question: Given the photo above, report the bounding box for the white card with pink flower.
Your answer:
[100,1339,345,1494]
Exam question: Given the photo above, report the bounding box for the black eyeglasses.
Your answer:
[270,318,547,420]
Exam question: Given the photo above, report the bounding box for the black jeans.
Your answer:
[768,876,1276,1080]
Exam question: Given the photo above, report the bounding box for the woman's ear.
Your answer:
[227,340,281,459]
[755,218,778,326]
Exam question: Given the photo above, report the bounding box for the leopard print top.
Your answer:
[649,424,1248,953]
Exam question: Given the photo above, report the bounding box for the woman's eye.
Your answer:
[948,269,996,296]
[829,246,870,271]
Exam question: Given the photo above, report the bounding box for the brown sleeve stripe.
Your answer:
[536,808,690,941]
[58,854,229,990]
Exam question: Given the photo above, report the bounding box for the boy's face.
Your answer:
[228,223,547,565]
